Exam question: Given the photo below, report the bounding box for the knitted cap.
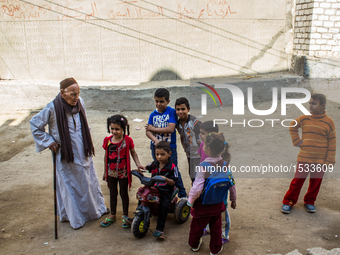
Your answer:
[60,78,78,90]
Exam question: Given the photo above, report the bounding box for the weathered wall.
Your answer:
[0,0,293,82]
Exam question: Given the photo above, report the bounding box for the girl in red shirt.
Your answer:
[101,115,145,227]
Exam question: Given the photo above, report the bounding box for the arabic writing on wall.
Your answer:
[0,0,236,21]
[108,0,236,19]
[0,0,98,21]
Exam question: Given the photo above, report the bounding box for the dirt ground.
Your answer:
[0,98,339,255]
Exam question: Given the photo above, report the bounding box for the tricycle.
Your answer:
[130,170,190,238]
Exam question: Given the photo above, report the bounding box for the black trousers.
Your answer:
[107,176,129,216]
[157,192,172,232]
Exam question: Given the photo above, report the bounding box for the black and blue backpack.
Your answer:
[200,161,234,205]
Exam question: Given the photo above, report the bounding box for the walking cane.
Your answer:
[52,151,58,239]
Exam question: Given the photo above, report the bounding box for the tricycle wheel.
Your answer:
[131,215,149,238]
[174,198,191,223]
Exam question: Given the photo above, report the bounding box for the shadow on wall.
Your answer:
[149,69,182,81]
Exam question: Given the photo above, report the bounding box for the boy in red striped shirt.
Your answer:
[281,93,336,214]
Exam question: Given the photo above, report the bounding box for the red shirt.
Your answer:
[102,135,134,179]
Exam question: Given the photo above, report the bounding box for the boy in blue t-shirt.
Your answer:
[145,88,187,198]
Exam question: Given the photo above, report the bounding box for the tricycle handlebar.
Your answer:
[131,170,166,187]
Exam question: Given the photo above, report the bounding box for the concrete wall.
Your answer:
[0,0,294,82]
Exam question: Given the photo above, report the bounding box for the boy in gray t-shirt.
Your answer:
[175,97,201,183]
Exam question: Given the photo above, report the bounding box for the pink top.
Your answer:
[188,156,236,205]
[197,141,209,162]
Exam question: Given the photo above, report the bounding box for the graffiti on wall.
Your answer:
[0,0,99,21]
[0,0,236,21]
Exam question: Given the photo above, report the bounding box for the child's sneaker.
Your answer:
[153,230,165,239]
[304,204,316,213]
[281,204,292,214]
[210,246,223,255]
[191,237,203,252]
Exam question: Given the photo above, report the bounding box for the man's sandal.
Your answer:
[100,217,116,227]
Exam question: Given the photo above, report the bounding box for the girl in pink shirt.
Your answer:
[188,132,235,255]
[197,123,237,246]
[197,121,219,162]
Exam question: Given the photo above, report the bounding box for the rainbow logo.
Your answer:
[197,82,223,107]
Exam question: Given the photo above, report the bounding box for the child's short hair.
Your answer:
[205,132,230,162]
[154,88,170,101]
[200,121,219,133]
[107,115,130,136]
[175,97,190,109]
[155,141,171,153]
[311,93,326,107]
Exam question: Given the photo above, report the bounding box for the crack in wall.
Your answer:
[240,29,286,74]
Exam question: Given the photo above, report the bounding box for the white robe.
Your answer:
[29,97,106,229]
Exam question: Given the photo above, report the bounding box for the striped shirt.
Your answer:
[289,111,336,165]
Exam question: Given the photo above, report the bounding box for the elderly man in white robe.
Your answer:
[30,78,108,229]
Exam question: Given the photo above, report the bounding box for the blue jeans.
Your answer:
[224,207,230,239]
[151,144,187,198]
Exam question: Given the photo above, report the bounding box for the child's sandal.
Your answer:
[122,219,131,228]
[100,217,116,227]
[122,215,133,225]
